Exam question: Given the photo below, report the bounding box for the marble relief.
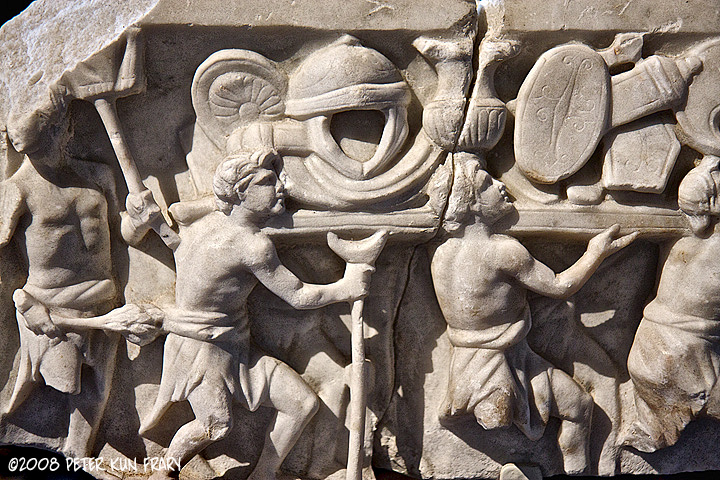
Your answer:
[2,1,720,479]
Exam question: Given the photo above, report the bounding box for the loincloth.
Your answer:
[8,281,118,410]
[440,307,553,441]
[627,301,720,449]
[140,309,280,433]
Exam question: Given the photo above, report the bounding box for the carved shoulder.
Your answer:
[664,235,703,266]
[491,234,533,276]
[239,231,278,272]
[73,159,117,196]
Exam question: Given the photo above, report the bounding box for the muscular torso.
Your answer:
[431,234,528,331]
[11,160,114,289]
[174,212,260,316]
[651,234,720,321]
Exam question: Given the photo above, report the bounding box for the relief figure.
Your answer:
[430,153,636,474]
[0,108,162,458]
[623,155,720,452]
[140,149,374,480]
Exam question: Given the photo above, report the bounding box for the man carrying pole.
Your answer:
[139,149,383,480]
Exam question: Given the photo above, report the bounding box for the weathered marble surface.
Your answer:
[2,1,720,479]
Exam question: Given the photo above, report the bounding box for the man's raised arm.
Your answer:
[0,181,25,249]
[502,225,637,299]
[249,235,371,310]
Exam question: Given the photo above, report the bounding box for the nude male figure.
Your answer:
[0,112,160,457]
[141,150,373,480]
[623,155,720,452]
[430,153,636,474]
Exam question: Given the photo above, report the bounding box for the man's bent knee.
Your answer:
[569,389,594,423]
[298,391,320,419]
[203,416,233,442]
[268,364,320,419]
[554,377,595,423]
[283,386,319,420]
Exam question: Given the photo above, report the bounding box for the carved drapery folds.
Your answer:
[3,1,720,479]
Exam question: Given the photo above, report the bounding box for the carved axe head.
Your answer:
[58,27,146,103]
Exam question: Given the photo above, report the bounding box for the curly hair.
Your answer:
[212,153,265,215]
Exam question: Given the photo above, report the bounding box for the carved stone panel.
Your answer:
[2,1,720,480]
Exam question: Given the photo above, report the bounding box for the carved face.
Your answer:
[679,159,720,215]
[242,169,285,217]
[471,171,513,223]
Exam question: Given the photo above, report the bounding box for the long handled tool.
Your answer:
[61,27,180,249]
[327,230,388,480]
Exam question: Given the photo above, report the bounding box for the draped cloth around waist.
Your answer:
[22,279,116,314]
[642,301,720,342]
[440,306,553,441]
[627,301,720,450]
[161,307,245,343]
[140,307,278,433]
[8,280,118,410]
[446,311,532,350]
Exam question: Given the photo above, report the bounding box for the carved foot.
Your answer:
[498,463,541,480]
[562,451,588,475]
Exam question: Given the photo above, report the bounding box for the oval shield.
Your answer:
[514,44,610,184]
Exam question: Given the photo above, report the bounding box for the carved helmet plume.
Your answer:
[285,35,410,118]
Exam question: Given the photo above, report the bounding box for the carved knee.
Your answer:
[280,374,320,419]
[299,391,320,419]
[205,417,233,442]
[574,390,594,423]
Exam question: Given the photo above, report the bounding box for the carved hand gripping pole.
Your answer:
[327,230,389,480]
[62,27,180,249]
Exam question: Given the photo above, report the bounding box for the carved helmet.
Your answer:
[285,35,411,180]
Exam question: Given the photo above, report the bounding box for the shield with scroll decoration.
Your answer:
[514,44,610,184]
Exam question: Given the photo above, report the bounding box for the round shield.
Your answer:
[675,39,720,156]
[514,44,610,184]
